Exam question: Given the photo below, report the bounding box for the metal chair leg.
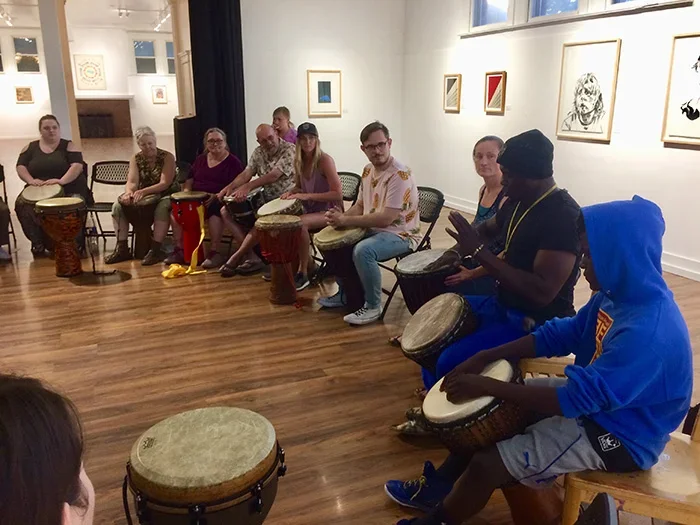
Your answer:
[380,280,400,320]
[92,211,108,251]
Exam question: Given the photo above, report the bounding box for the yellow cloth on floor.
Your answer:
[162,205,207,279]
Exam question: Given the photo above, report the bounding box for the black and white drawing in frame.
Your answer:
[663,33,700,146]
[556,40,621,143]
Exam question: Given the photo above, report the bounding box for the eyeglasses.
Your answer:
[207,139,224,145]
[363,141,388,152]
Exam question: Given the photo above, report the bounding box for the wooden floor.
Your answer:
[1,209,699,525]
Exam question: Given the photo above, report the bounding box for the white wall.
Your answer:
[402,0,700,280]
[0,29,52,138]
[240,0,407,172]
[0,27,178,138]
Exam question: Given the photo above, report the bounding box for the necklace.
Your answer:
[504,185,558,254]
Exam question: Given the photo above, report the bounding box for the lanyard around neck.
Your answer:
[504,185,558,254]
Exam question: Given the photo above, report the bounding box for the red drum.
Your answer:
[171,191,209,265]
[256,215,302,305]
[35,197,86,277]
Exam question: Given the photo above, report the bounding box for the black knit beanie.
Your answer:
[497,129,554,179]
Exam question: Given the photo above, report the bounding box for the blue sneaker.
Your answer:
[384,461,451,512]
[318,291,347,308]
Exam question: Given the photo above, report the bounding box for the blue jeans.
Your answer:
[421,295,532,389]
[341,231,411,309]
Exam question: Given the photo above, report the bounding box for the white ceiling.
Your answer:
[1,0,173,32]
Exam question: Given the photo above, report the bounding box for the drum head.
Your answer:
[396,249,450,275]
[401,293,465,354]
[314,225,366,250]
[423,359,514,424]
[257,198,297,217]
[255,214,302,230]
[134,194,161,206]
[129,407,277,504]
[22,184,63,203]
[171,191,208,202]
[35,196,85,211]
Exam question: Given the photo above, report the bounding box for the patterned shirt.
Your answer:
[248,141,295,201]
[358,158,421,248]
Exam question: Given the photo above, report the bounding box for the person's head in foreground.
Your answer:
[391,196,693,525]
[0,374,95,525]
[496,129,554,202]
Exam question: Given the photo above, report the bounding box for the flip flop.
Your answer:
[388,335,402,347]
[219,263,238,278]
[237,259,265,275]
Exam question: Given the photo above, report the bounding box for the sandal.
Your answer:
[388,335,402,347]
[405,406,423,421]
[391,419,434,436]
[237,259,265,275]
[219,263,238,278]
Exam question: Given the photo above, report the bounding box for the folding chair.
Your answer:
[379,186,445,319]
[87,161,130,250]
[0,164,18,254]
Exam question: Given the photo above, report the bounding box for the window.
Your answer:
[134,40,157,74]
[166,41,176,75]
[14,37,40,73]
[530,0,578,18]
[473,0,510,27]
[609,0,636,3]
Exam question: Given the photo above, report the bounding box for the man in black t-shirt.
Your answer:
[418,129,581,391]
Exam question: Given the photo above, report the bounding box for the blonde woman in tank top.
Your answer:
[280,122,342,291]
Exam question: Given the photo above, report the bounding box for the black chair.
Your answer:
[378,186,445,320]
[0,164,18,253]
[575,493,618,525]
[87,161,130,250]
[338,171,361,208]
[175,161,192,185]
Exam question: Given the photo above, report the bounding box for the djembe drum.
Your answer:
[396,249,459,314]
[171,191,209,265]
[19,183,64,205]
[255,215,302,305]
[124,407,286,525]
[224,187,265,228]
[401,293,479,376]
[422,359,527,455]
[256,197,303,218]
[120,194,160,259]
[35,197,86,277]
[314,226,367,312]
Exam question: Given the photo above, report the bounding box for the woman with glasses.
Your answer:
[165,128,244,269]
[105,126,178,265]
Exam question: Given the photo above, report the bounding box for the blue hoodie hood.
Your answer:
[582,196,668,303]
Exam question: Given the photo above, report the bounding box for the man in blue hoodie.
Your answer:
[389,196,693,525]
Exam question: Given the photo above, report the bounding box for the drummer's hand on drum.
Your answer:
[203,193,216,206]
[424,249,461,273]
[132,189,146,204]
[442,351,493,385]
[280,191,293,200]
[441,374,490,404]
[28,178,44,187]
[43,178,63,186]
[325,208,345,227]
[447,211,482,256]
[232,186,249,203]
[444,265,478,286]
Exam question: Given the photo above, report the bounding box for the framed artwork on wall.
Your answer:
[15,86,34,104]
[484,71,507,115]
[307,70,342,118]
[74,54,107,91]
[555,39,621,143]
[443,74,462,113]
[151,86,168,104]
[662,33,700,146]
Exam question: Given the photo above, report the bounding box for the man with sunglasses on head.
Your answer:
[320,121,421,325]
[218,123,295,277]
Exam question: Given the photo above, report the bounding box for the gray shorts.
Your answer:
[496,378,605,488]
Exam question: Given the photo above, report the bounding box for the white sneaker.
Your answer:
[318,291,347,309]
[343,306,381,326]
[0,247,11,262]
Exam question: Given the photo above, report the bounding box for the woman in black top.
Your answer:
[15,115,90,256]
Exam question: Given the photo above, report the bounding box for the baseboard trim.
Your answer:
[445,194,700,283]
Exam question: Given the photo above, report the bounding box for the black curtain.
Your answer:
[187,0,247,164]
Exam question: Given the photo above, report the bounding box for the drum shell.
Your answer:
[256,216,301,265]
[121,195,160,228]
[127,446,283,525]
[423,371,527,456]
[400,297,479,375]
[318,242,365,312]
[171,196,207,264]
[36,199,86,277]
[396,265,459,315]
[225,189,265,228]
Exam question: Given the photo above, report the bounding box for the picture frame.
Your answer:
[74,54,107,91]
[443,74,462,113]
[151,86,168,104]
[555,39,621,143]
[661,33,700,146]
[484,71,507,115]
[15,86,34,104]
[307,70,342,118]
